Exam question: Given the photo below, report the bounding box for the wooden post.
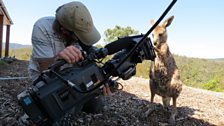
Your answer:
[0,15,3,58]
[5,25,10,57]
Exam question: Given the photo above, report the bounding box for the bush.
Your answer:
[0,60,7,65]
[203,77,223,92]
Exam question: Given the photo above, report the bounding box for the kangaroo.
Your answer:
[149,15,182,125]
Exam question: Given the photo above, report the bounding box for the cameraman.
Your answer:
[28,1,110,113]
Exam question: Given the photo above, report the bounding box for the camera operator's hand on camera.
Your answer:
[57,45,84,64]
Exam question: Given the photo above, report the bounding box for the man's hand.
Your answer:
[57,45,84,64]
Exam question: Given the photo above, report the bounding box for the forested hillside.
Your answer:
[2,48,224,92]
[136,55,224,92]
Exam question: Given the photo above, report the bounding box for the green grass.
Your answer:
[2,48,32,60]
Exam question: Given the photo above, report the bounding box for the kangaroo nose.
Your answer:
[153,41,157,46]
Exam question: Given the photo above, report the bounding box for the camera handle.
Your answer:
[48,59,86,92]
[49,60,66,71]
[50,58,102,92]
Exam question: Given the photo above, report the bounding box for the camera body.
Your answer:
[17,34,155,125]
[18,62,104,125]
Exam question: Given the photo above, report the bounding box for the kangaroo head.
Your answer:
[150,16,174,47]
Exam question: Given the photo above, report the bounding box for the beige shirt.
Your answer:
[28,17,82,81]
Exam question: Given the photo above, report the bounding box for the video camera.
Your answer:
[17,34,155,126]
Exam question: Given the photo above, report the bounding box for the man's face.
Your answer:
[60,27,79,44]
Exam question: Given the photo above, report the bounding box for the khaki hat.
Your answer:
[56,1,101,45]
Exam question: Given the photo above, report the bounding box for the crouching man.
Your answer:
[28,1,111,114]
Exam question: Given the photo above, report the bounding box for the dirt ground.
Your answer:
[0,59,224,126]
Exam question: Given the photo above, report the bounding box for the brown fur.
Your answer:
[149,16,182,125]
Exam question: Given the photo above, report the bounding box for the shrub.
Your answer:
[0,60,7,65]
[203,77,223,92]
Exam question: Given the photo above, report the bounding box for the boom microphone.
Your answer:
[104,37,135,55]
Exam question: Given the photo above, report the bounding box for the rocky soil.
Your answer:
[0,59,224,126]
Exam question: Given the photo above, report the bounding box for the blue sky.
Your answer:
[3,0,224,59]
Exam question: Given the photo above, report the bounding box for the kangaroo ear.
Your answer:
[162,15,174,27]
[150,20,155,25]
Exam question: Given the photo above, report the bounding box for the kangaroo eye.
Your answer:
[159,34,163,37]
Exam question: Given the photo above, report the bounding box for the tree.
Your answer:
[104,25,139,44]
